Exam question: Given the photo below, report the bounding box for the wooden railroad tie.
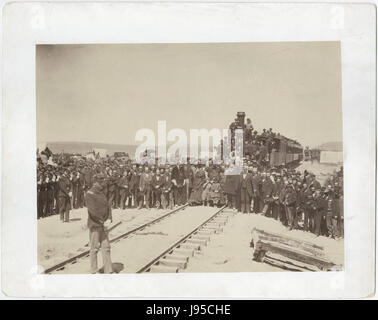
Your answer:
[250,228,340,271]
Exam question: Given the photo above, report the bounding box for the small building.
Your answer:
[318,141,343,164]
[320,151,343,164]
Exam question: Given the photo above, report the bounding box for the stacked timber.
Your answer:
[250,228,340,271]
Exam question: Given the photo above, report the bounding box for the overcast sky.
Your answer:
[37,42,342,148]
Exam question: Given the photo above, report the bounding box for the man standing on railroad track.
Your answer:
[85,173,113,274]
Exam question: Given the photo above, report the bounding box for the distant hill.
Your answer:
[41,141,221,157]
[316,141,343,152]
[41,141,138,156]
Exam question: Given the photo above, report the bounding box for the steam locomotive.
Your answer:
[222,112,303,167]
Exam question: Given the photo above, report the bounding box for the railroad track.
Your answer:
[44,204,189,274]
[137,205,229,273]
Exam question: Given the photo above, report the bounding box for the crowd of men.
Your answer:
[37,148,344,239]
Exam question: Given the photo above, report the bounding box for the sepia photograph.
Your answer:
[36,42,344,274]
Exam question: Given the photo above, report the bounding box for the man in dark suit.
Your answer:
[45,172,55,216]
[53,171,60,214]
[184,163,194,201]
[128,164,140,208]
[312,189,327,236]
[252,168,262,213]
[152,169,164,208]
[303,185,315,232]
[171,164,186,206]
[325,189,339,238]
[58,169,72,222]
[161,168,173,209]
[83,165,93,207]
[139,166,153,209]
[37,172,43,219]
[118,171,130,210]
[85,173,113,274]
[284,184,297,230]
[72,170,81,209]
[106,172,118,209]
[261,172,273,216]
[77,169,85,208]
[39,172,48,218]
[271,174,281,220]
[239,166,254,213]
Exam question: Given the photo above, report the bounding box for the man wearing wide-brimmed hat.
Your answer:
[85,173,113,274]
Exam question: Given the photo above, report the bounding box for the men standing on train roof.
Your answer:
[259,141,268,165]
[245,118,253,142]
[251,130,258,142]
[85,173,113,274]
[229,118,238,135]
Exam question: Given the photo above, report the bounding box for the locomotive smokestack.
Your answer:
[236,112,246,127]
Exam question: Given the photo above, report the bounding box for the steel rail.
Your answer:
[43,204,189,274]
[136,205,227,273]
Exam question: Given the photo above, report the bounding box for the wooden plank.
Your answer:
[255,234,325,258]
[263,257,310,272]
[254,228,324,250]
[251,228,325,258]
[251,228,336,271]
[267,253,318,272]
[255,239,334,270]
